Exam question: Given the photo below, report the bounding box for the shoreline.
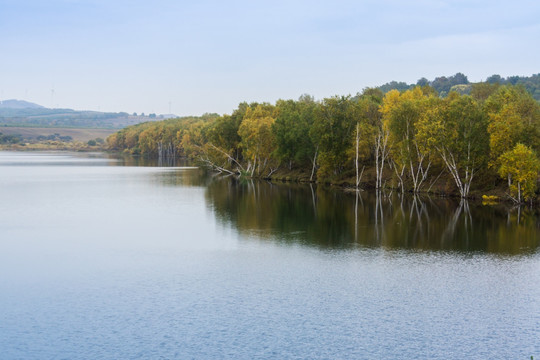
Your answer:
[1,147,537,206]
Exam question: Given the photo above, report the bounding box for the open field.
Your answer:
[0,126,116,141]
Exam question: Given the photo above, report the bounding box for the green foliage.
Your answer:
[311,96,359,178]
[377,72,540,102]
[355,88,383,151]
[377,81,412,94]
[416,93,489,196]
[273,97,317,168]
[205,103,248,158]
[430,73,469,95]
[444,95,489,168]
[485,73,540,102]
[378,73,469,97]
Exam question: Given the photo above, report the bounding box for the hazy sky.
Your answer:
[1,0,539,116]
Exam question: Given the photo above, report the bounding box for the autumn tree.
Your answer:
[238,103,278,176]
[485,85,540,166]
[381,87,435,193]
[358,88,386,189]
[349,89,383,187]
[205,103,249,162]
[417,93,489,197]
[179,119,244,174]
[499,144,540,203]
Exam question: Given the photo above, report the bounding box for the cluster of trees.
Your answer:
[0,132,22,144]
[36,133,73,142]
[107,113,219,157]
[378,72,540,101]
[485,73,540,101]
[379,72,471,96]
[87,138,105,146]
[108,83,540,203]
[2,132,78,144]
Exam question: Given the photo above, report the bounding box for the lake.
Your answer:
[0,151,538,359]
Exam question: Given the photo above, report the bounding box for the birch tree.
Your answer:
[417,93,489,198]
[381,87,434,193]
[238,104,277,176]
[311,96,358,179]
[485,85,540,166]
[499,143,540,203]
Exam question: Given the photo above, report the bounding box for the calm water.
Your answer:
[0,151,538,359]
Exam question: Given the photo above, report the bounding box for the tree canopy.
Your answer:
[108,80,540,203]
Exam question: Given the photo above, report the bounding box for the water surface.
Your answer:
[0,151,538,359]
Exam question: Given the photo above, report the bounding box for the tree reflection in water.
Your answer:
[203,176,539,255]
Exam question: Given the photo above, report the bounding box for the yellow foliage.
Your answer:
[238,104,277,169]
[482,195,500,206]
[499,143,540,202]
[488,103,523,165]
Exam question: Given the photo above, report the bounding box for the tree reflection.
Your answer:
[443,199,468,245]
[203,175,539,255]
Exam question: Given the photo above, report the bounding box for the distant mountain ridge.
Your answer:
[0,103,167,129]
[0,99,45,109]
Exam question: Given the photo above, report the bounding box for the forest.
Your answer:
[107,78,540,203]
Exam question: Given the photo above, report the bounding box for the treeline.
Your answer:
[107,113,220,157]
[378,72,470,96]
[378,72,540,101]
[107,83,540,203]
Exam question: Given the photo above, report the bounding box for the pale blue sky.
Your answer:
[1,0,539,115]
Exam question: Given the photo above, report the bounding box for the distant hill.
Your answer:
[0,99,45,109]
[0,104,170,129]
